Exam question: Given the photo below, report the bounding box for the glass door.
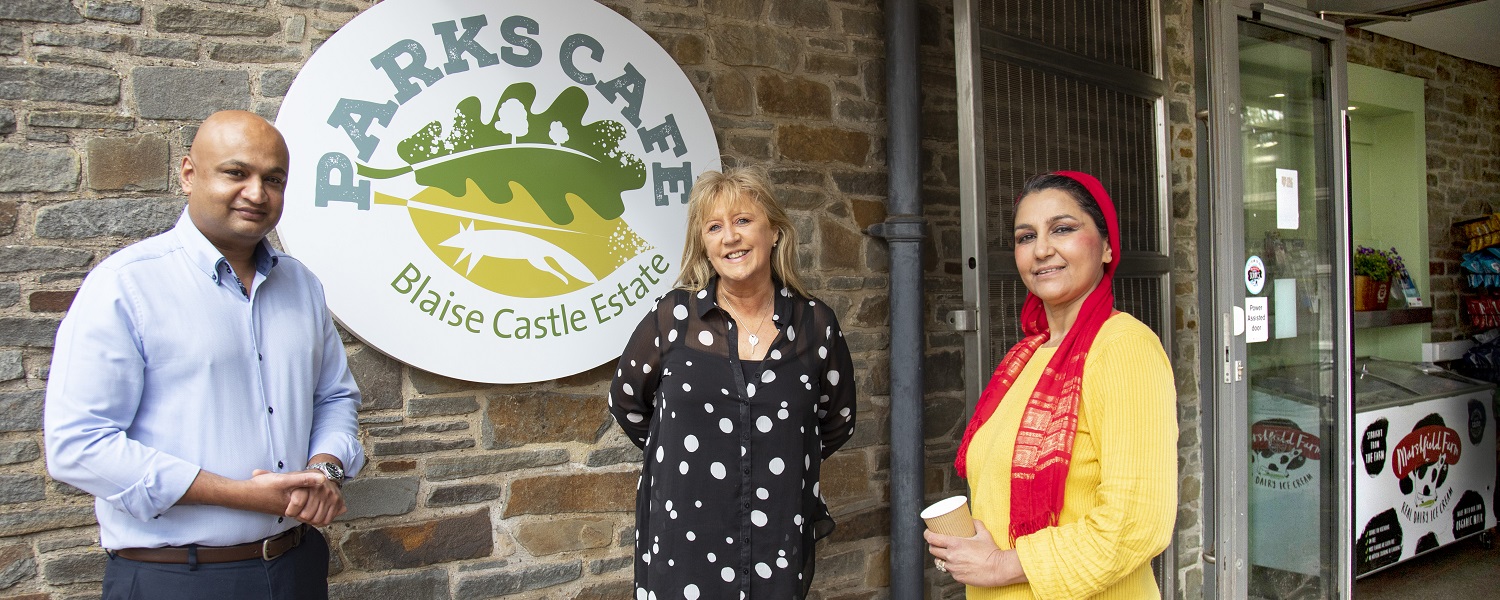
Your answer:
[1202,2,1352,599]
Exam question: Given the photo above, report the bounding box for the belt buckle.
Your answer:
[261,536,282,561]
[261,526,301,561]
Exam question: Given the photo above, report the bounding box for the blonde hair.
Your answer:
[676,165,809,297]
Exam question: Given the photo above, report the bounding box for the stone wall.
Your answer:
[0,1,921,598]
[1346,28,1500,342]
[1163,0,1204,597]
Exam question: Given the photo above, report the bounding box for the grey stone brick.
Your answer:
[261,69,296,97]
[0,350,21,382]
[0,390,44,432]
[281,0,360,12]
[370,439,475,456]
[155,6,279,37]
[0,247,92,273]
[0,283,17,308]
[38,272,87,284]
[253,99,280,120]
[0,66,120,105]
[35,52,115,70]
[40,551,106,585]
[28,110,134,130]
[0,202,12,236]
[0,543,36,589]
[585,445,642,467]
[348,345,401,411]
[82,1,143,24]
[0,145,79,192]
[36,197,183,239]
[588,555,632,575]
[48,481,90,498]
[0,317,62,349]
[329,569,449,600]
[0,108,13,135]
[133,67,249,120]
[0,440,41,466]
[407,395,479,418]
[202,0,267,6]
[0,0,84,24]
[425,448,569,481]
[209,43,302,64]
[26,129,70,143]
[337,477,418,521]
[86,137,170,191]
[285,15,306,43]
[455,561,582,598]
[134,38,197,60]
[35,535,97,555]
[366,421,469,438]
[0,475,45,504]
[426,483,500,507]
[33,30,129,52]
[0,27,20,56]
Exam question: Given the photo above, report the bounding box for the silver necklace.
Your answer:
[720,293,772,356]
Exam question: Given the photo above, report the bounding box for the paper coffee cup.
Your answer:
[920,496,975,537]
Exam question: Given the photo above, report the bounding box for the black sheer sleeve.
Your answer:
[608,293,674,448]
[813,303,857,459]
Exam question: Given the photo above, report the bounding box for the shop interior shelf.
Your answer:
[1352,307,1434,329]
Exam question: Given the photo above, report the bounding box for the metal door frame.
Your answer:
[954,0,1176,594]
[1200,1,1354,598]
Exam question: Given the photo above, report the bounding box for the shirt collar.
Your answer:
[172,208,280,284]
[695,277,793,326]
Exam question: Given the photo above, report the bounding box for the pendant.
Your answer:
[747,333,760,349]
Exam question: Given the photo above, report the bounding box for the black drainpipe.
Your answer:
[868,0,924,597]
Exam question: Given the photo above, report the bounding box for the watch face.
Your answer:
[315,463,344,481]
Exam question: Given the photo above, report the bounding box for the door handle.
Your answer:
[1223,313,1233,384]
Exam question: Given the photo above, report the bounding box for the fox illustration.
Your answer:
[440,221,598,284]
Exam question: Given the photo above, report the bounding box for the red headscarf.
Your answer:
[953,171,1121,540]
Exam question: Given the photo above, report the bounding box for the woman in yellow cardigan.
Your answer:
[925,172,1177,599]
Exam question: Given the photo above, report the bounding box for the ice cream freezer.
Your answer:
[1351,358,1496,578]
[1245,358,1496,580]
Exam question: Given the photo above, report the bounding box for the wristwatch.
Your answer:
[307,462,346,487]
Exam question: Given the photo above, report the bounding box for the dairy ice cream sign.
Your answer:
[276,0,717,383]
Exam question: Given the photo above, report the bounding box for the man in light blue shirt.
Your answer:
[45,110,365,600]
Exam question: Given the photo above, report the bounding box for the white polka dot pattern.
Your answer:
[605,285,858,598]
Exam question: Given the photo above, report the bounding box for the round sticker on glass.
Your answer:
[1245,255,1266,295]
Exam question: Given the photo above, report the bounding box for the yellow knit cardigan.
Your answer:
[966,313,1177,599]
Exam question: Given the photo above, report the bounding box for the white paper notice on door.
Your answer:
[1274,278,1298,339]
[1246,297,1269,343]
[1276,168,1299,230]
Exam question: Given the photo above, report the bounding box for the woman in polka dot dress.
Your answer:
[609,166,857,600]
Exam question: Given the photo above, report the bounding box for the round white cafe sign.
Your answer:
[276,0,718,383]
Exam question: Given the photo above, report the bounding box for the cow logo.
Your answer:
[1392,413,1462,522]
[275,0,718,383]
[1250,417,1320,490]
[1245,255,1266,295]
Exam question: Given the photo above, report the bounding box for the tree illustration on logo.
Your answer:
[358,83,652,297]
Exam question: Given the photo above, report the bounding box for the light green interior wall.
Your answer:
[1348,63,1428,361]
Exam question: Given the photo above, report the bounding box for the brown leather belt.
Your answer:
[112,525,306,564]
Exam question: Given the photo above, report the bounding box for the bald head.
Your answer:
[181,110,291,261]
[190,110,289,166]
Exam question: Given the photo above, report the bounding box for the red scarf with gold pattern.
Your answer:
[954,171,1121,540]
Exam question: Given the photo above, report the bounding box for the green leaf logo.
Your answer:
[359,83,652,298]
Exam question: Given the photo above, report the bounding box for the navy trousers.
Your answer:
[102,527,330,600]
